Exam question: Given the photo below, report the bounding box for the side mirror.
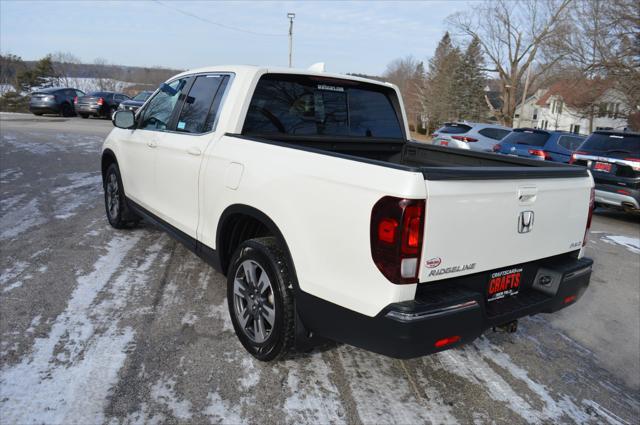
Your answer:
[113,110,135,129]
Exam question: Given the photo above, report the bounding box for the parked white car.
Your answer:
[432,122,512,152]
[102,65,594,361]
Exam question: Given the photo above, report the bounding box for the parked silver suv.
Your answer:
[432,122,512,152]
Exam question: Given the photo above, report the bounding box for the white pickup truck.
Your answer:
[102,66,594,361]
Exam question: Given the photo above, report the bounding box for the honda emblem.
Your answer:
[518,211,534,233]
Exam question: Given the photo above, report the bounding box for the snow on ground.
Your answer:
[0,235,150,424]
[0,198,46,240]
[601,235,640,254]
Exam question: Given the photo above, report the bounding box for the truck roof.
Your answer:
[173,64,394,89]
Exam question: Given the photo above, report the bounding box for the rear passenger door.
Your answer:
[153,73,230,238]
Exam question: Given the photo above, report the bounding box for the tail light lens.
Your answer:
[97,97,104,105]
[569,151,587,164]
[371,197,425,284]
[431,133,438,138]
[73,96,78,104]
[623,158,640,171]
[583,187,595,246]
[493,144,502,152]
[528,149,549,160]
[451,135,478,142]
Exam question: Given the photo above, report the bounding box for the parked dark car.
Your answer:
[570,130,640,213]
[75,91,130,119]
[117,90,153,113]
[29,87,85,117]
[493,128,586,163]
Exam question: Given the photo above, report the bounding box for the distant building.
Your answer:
[513,79,630,135]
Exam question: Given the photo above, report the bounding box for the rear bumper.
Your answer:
[595,186,640,210]
[297,255,592,358]
[29,104,59,114]
[76,105,104,114]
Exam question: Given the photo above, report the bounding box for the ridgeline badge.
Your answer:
[428,263,476,277]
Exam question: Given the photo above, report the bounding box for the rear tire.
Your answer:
[104,163,140,229]
[33,112,43,116]
[80,113,89,119]
[227,237,295,362]
[61,103,74,117]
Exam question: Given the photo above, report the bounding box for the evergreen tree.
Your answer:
[425,32,462,129]
[16,55,56,91]
[454,36,488,121]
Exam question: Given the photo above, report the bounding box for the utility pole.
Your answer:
[517,61,533,128]
[287,13,295,68]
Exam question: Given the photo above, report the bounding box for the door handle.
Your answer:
[187,147,202,156]
[147,140,157,148]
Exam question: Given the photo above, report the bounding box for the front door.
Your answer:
[153,74,230,238]
[122,77,190,214]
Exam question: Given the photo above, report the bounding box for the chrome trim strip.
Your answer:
[386,300,479,323]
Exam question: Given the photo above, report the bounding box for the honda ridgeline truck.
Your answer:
[102,66,595,361]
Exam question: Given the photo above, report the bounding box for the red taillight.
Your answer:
[378,218,398,244]
[624,158,640,171]
[493,144,502,152]
[528,149,548,160]
[569,150,587,165]
[73,96,78,104]
[441,141,449,146]
[451,135,478,142]
[617,189,631,195]
[583,187,595,246]
[371,197,425,284]
[97,97,104,105]
[435,335,461,348]
[564,295,577,304]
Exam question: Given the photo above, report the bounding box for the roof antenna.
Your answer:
[307,62,326,72]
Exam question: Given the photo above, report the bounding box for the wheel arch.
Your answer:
[101,148,118,184]
[216,204,297,283]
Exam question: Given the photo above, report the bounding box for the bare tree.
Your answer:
[93,57,116,91]
[383,56,426,130]
[51,52,80,87]
[448,0,573,126]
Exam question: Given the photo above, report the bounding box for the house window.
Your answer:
[532,109,538,120]
[598,103,607,117]
[570,124,580,134]
[557,101,563,114]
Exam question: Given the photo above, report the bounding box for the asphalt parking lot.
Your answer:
[1,112,639,424]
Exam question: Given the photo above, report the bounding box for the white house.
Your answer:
[513,80,629,135]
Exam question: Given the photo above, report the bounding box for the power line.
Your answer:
[152,0,286,37]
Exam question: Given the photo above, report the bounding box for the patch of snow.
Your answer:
[204,391,245,424]
[52,172,102,220]
[0,193,26,212]
[207,298,234,332]
[0,260,28,287]
[0,198,46,240]
[150,376,193,420]
[338,347,456,424]
[0,167,23,183]
[601,235,640,254]
[582,400,628,425]
[284,353,346,424]
[0,235,141,424]
[181,312,198,326]
[238,357,259,390]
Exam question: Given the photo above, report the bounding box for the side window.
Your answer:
[558,136,584,151]
[75,90,85,98]
[176,75,229,134]
[478,128,497,140]
[139,78,188,131]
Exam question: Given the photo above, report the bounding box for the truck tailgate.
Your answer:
[420,177,593,282]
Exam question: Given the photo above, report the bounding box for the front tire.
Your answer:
[227,237,295,362]
[104,163,140,229]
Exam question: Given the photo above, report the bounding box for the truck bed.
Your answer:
[236,134,590,180]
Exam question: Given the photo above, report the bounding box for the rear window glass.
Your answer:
[501,130,550,146]
[88,92,110,97]
[243,74,403,139]
[581,133,640,154]
[558,136,585,151]
[439,123,472,134]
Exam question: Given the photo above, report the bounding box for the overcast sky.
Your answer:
[1,0,473,76]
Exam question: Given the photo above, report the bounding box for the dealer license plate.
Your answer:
[593,162,612,172]
[487,267,523,302]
